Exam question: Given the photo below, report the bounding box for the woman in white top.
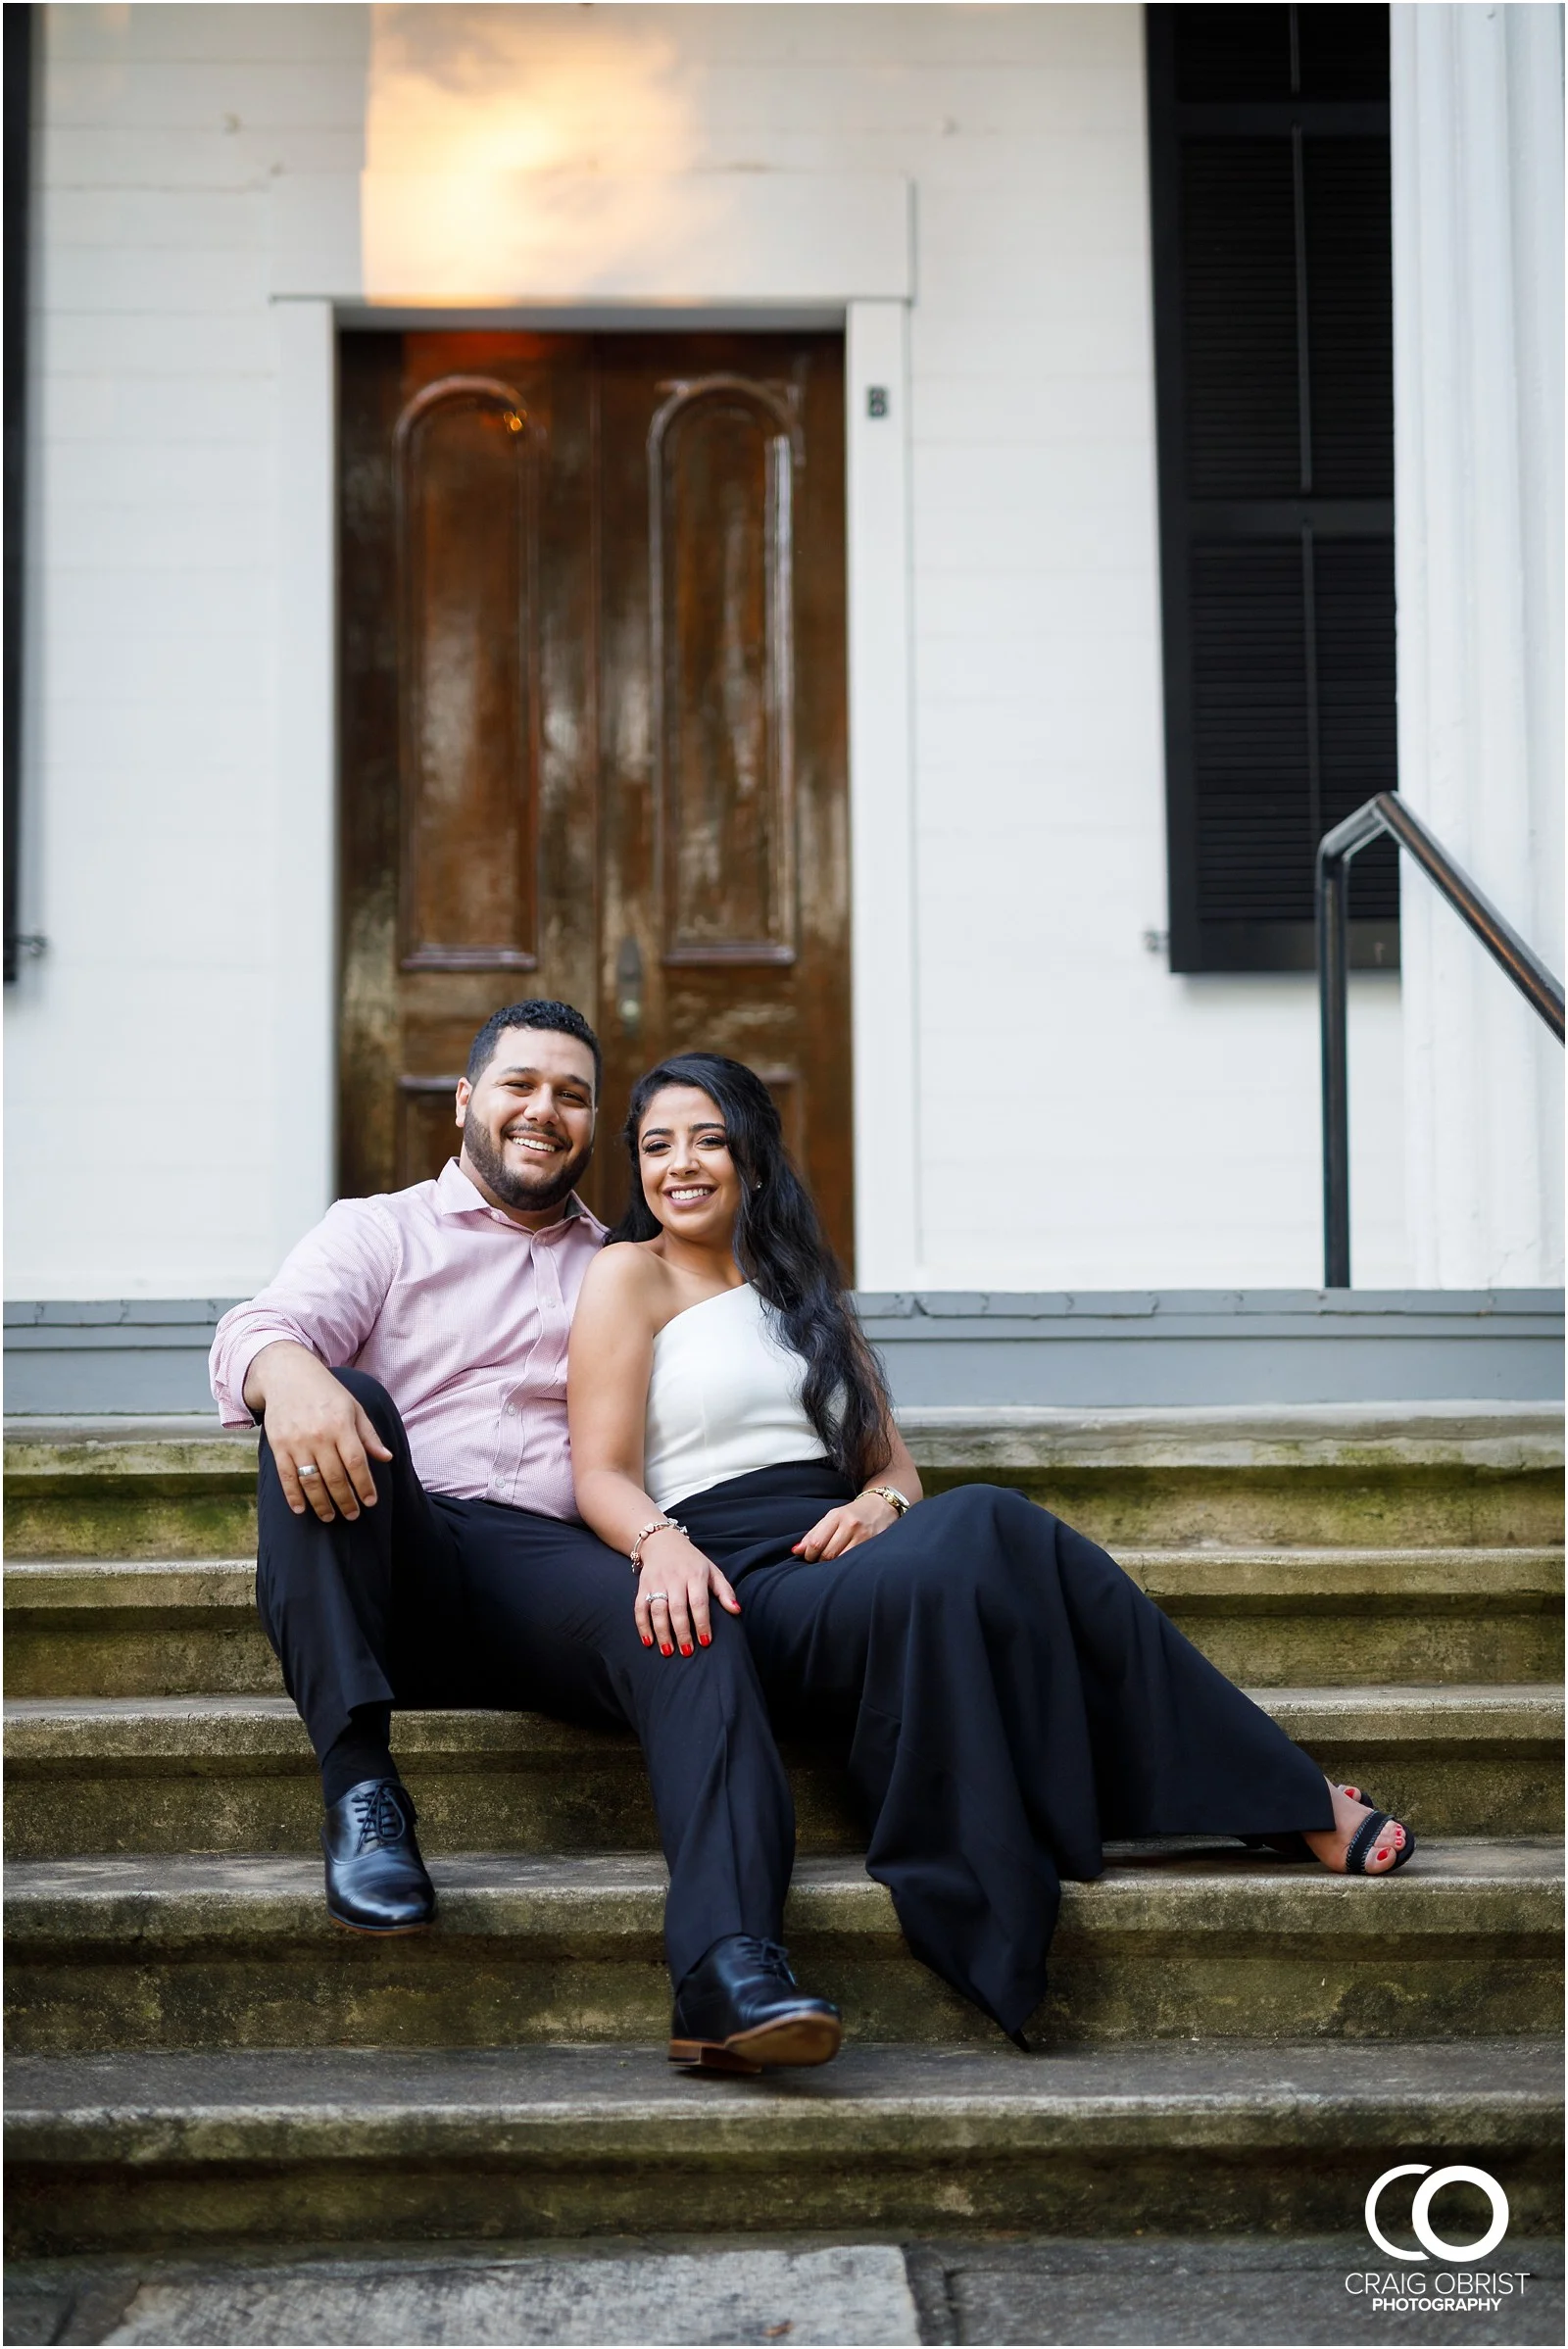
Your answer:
[568,1053,1411,2076]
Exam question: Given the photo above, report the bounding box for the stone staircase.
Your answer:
[5,1403,1563,2262]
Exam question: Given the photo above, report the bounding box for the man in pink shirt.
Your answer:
[210,1001,792,1982]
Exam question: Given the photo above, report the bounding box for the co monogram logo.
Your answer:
[1365,2164,1510,2262]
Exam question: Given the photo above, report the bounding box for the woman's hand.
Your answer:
[635,1527,742,1657]
[792,1491,900,1563]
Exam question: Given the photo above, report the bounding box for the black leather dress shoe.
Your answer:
[321,1778,435,1933]
[669,1933,843,2073]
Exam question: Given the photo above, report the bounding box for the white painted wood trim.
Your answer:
[269,171,912,310]
[359,171,912,307]
[1390,2,1565,1286]
[271,300,339,1248]
[846,300,920,1289]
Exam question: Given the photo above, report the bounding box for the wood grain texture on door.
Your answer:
[395,373,541,974]
[338,330,853,1269]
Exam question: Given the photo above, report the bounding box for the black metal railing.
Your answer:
[1317,791,1565,1288]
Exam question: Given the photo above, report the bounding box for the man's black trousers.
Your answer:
[255,1369,794,1986]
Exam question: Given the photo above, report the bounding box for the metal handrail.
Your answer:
[1317,791,1565,1288]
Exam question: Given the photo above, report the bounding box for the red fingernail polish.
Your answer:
[680,1643,693,1656]
[642,1635,653,1647]
[699,1634,710,1646]
[662,1644,673,1656]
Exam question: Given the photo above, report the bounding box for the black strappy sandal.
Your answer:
[1344,1808,1416,1874]
[1337,1786,1415,1872]
[1244,1786,1413,1871]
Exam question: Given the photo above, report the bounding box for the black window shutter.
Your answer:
[1148,4,1398,973]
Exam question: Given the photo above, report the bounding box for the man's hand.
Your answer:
[245,1342,392,1524]
[791,1491,899,1563]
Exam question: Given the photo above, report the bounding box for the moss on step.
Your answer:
[4,1689,1561,1857]
[6,1548,1562,1698]
[919,1464,1564,1549]
[5,2040,1559,2257]
[7,1407,1562,1558]
[5,1845,1560,2059]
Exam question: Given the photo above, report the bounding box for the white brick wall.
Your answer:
[6,3,1413,1298]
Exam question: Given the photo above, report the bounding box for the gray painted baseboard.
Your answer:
[5,1299,242,1415]
[858,1289,1565,1406]
[4,1291,1562,1414]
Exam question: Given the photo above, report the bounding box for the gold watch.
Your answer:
[864,1484,911,1517]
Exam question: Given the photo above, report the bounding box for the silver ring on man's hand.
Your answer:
[297,1464,320,1480]
[644,1591,668,1603]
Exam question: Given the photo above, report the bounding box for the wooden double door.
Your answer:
[338,330,853,1265]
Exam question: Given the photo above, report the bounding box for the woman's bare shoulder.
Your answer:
[578,1238,671,1313]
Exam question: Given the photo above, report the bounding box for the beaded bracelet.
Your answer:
[630,1516,687,1574]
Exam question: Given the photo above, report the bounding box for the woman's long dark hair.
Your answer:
[609,1052,893,1491]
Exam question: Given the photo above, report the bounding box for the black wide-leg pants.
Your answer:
[678,1461,1337,2036]
[254,1371,795,1986]
[259,1388,1335,2034]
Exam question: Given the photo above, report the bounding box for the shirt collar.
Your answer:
[434,1156,607,1240]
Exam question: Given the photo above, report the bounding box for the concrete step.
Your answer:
[7,1548,1562,1700]
[6,1424,262,1562]
[6,1686,1559,1859]
[7,1403,1562,1559]
[1131,1546,1563,1687]
[6,2038,1558,2256]
[6,1841,1560,2058]
[4,1560,272,1699]
[908,1402,1566,1550]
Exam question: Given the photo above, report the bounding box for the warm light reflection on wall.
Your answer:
[368,2,695,175]
[365,3,704,299]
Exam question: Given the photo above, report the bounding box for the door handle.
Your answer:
[615,936,644,1034]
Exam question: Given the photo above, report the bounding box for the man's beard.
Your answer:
[462,1112,593,1215]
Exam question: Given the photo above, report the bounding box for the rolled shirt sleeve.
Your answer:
[209,1199,403,1428]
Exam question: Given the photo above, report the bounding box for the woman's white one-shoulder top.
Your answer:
[643,1282,828,1511]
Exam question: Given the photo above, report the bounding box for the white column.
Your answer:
[1391,3,1564,1287]
[270,298,339,1250]
[846,298,920,1289]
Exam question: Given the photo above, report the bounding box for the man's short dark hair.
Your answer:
[466,1001,603,1097]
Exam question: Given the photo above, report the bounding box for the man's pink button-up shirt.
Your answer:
[209,1159,606,1516]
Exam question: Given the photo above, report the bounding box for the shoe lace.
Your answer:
[351,1782,409,1853]
[729,1934,797,1984]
